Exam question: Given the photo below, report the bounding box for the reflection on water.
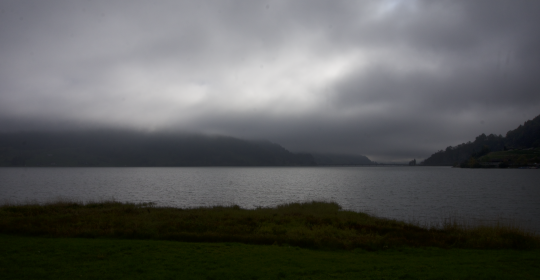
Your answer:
[1,166,539,232]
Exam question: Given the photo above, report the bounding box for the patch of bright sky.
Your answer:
[376,0,411,16]
[100,46,373,127]
[213,48,368,117]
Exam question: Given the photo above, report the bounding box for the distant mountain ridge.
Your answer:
[0,131,316,167]
[311,153,374,165]
[422,114,540,166]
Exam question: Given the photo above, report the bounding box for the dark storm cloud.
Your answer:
[1,0,539,162]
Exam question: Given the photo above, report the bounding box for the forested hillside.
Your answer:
[311,154,374,165]
[505,115,540,148]
[422,114,540,166]
[0,131,316,167]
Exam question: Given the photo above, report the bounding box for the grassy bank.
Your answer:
[1,201,538,250]
[479,148,540,167]
[1,234,540,279]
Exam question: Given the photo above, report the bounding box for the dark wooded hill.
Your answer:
[0,130,316,167]
[422,114,540,166]
[311,153,374,165]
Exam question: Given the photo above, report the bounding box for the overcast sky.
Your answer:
[1,0,539,162]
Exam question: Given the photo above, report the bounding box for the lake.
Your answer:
[1,166,539,232]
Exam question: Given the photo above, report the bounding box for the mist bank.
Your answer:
[0,130,378,167]
[0,130,318,167]
[422,114,540,166]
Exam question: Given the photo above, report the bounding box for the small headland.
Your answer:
[458,148,540,169]
[1,200,538,250]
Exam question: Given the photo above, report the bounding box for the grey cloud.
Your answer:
[1,0,540,162]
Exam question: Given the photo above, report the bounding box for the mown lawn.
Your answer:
[1,234,540,279]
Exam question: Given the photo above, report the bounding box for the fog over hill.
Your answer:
[0,131,317,167]
[1,1,540,162]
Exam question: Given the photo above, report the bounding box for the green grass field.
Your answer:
[1,234,539,279]
[2,201,539,279]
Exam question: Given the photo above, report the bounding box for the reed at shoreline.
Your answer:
[1,200,538,250]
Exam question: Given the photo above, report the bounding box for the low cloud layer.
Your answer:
[1,0,539,162]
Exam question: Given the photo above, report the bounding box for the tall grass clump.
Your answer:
[1,200,538,250]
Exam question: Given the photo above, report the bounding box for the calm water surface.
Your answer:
[1,166,539,232]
